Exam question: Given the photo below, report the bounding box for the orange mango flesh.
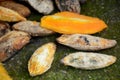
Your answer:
[41,11,107,34]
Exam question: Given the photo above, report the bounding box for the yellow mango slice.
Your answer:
[41,11,107,34]
[0,63,12,80]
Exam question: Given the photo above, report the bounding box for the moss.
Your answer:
[4,0,120,80]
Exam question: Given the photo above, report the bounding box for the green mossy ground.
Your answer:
[4,0,120,80]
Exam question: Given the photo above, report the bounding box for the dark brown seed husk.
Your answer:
[55,0,81,13]
[79,0,87,4]
[0,21,10,37]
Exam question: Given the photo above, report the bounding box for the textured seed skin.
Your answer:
[0,22,10,37]
[0,6,26,22]
[55,0,81,13]
[57,34,117,51]
[28,43,56,76]
[27,0,54,14]
[61,52,116,70]
[13,21,55,36]
[0,1,31,17]
[0,31,30,62]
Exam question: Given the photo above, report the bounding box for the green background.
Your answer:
[4,0,120,80]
